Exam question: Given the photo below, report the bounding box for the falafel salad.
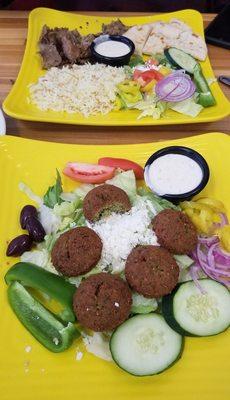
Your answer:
[5,156,230,377]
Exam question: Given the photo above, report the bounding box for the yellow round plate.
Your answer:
[3,7,230,126]
[0,132,229,400]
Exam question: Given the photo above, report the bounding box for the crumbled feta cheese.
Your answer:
[75,351,83,361]
[89,198,158,273]
[83,333,112,362]
[114,302,119,307]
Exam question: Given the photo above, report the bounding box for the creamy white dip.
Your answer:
[95,40,130,57]
[145,153,203,195]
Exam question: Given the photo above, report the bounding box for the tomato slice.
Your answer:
[63,163,115,184]
[133,69,164,84]
[98,158,144,180]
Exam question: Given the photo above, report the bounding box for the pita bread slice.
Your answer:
[170,18,192,34]
[143,20,183,55]
[123,24,152,55]
[170,31,207,61]
[142,31,167,55]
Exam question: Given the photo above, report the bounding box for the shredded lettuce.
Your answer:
[174,254,194,270]
[106,170,137,203]
[135,96,167,120]
[169,97,203,117]
[44,233,59,252]
[179,267,206,283]
[74,184,94,199]
[38,204,61,234]
[138,187,180,212]
[131,293,158,314]
[18,182,42,205]
[60,192,78,202]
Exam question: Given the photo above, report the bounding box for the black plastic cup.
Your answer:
[144,146,210,204]
[90,34,135,67]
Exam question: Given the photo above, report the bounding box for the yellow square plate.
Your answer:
[0,132,229,400]
[3,7,230,126]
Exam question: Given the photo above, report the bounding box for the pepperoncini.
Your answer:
[180,198,223,235]
[117,80,142,104]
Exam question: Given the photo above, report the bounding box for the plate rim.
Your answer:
[3,7,230,126]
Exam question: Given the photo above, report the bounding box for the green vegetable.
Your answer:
[138,187,180,212]
[164,48,198,74]
[107,170,137,203]
[117,80,143,107]
[131,293,158,314]
[110,314,183,376]
[129,55,145,68]
[43,170,64,209]
[8,281,79,352]
[162,279,230,336]
[135,97,167,120]
[5,262,76,322]
[169,97,203,117]
[153,53,174,69]
[193,65,216,107]
[174,254,194,270]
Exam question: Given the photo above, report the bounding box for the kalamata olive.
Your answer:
[20,205,38,229]
[26,217,46,242]
[6,234,33,257]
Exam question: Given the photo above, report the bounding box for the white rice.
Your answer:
[29,63,126,117]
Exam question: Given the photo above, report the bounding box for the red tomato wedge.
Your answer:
[98,158,144,180]
[63,162,115,184]
[133,69,164,84]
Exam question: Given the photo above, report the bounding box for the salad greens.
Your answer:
[128,55,145,68]
[169,96,203,117]
[137,187,180,212]
[131,293,158,314]
[44,170,63,208]
[19,169,194,295]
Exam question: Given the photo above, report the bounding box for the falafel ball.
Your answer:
[152,209,197,254]
[125,245,179,298]
[83,184,131,222]
[51,227,102,277]
[73,273,132,331]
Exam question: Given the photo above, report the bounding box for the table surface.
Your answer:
[0,10,229,144]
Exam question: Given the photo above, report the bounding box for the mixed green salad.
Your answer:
[5,161,230,376]
[115,48,216,120]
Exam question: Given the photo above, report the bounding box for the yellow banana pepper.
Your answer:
[180,198,223,235]
[117,80,142,104]
[216,225,230,252]
[141,79,157,93]
[159,66,171,76]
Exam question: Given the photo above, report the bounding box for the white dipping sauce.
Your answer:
[146,153,203,195]
[95,40,130,57]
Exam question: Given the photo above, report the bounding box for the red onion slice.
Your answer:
[198,235,219,247]
[155,72,196,102]
[193,239,230,286]
[189,264,206,294]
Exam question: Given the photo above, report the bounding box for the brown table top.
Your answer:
[0,10,229,144]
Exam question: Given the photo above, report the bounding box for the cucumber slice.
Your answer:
[164,48,198,74]
[110,314,183,376]
[162,279,230,337]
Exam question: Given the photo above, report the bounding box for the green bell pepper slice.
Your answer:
[8,281,79,352]
[5,262,76,322]
[193,65,216,107]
